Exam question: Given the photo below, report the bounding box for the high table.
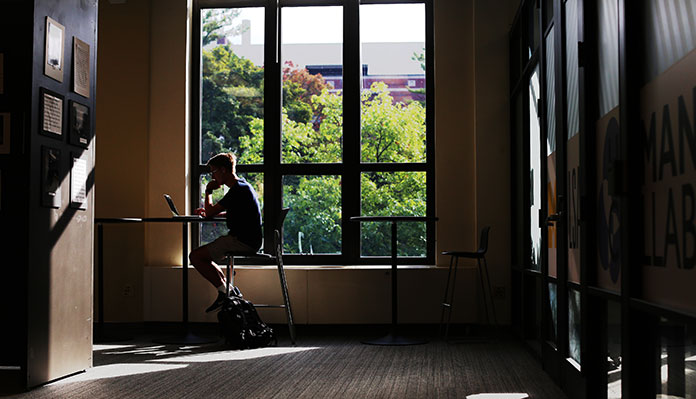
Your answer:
[95,216,225,345]
[349,215,438,346]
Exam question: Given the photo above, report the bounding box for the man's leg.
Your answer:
[189,245,226,289]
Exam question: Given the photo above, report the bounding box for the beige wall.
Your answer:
[95,0,516,324]
[95,0,150,321]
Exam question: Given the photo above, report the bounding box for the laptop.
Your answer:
[163,194,202,220]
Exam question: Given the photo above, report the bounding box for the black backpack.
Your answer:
[217,295,276,349]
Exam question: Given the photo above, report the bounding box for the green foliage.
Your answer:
[360,172,427,256]
[361,82,426,163]
[201,21,427,256]
[202,9,242,46]
[282,176,342,254]
[201,44,264,162]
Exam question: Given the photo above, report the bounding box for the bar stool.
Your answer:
[440,226,496,340]
[223,208,295,345]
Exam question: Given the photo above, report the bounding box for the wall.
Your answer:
[96,0,515,325]
[95,0,150,321]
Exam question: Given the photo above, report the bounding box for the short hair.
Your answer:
[206,152,237,173]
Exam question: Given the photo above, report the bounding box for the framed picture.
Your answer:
[69,101,90,148]
[41,146,62,208]
[40,87,63,139]
[70,153,88,210]
[0,112,9,154]
[44,17,65,82]
[0,52,4,94]
[73,38,90,98]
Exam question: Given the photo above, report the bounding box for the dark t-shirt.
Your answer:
[218,178,262,250]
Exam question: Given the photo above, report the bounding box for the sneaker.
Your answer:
[205,291,227,313]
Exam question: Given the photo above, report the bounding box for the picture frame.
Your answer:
[68,101,90,148]
[44,17,65,82]
[41,146,62,208]
[70,152,88,210]
[40,87,64,139]
[0,112,9,154]
[73,37,90,98]
[0,52,4,95]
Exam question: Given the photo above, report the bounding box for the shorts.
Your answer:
[205,235,256,264]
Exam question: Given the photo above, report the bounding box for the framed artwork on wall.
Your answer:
[0,52,4,94]
[41,146,62,208]
[40,87,63,139]
[70,152,88,210]
[44,17,65,83]
[0,112,9,154]
[68,101,90,148]
[73,37,90,98]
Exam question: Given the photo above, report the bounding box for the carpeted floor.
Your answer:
[4,325,568,399]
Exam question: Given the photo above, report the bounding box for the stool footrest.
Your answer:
[441,303,451,307]
[254,304,286,308]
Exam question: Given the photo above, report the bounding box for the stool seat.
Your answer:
[441,250,485,258]
[222,208,295,345]
[224,250,273,258]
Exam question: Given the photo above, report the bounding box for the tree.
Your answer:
[238,81,426,255]
[282,61,332,125]
[202,9,242,46]
[199,17,427,255]
[201,44,264,162]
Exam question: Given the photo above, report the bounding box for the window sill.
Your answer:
[234,264,439,270]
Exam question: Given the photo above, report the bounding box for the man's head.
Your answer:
[206,153,237,176]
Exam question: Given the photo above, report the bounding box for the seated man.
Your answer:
[189,152,262,312]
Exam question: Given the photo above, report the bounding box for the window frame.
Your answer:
[191,0,435,265]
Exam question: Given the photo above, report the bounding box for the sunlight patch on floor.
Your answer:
[152,346,321,363]
[93,344,137,351]
[49,363,188,385]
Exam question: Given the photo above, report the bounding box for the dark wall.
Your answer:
[0,0,33,373]
[0,0,97,389]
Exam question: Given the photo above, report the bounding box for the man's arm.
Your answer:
[202,181,225,217]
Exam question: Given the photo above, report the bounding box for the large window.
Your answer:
[193,0,434,264]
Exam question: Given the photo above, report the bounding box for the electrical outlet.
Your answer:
[123,284,133,297]
[493,286,506,300]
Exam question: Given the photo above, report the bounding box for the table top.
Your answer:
[96,217,225,224]
[350,216,438,222]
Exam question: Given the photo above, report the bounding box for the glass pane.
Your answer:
[360,171,426,257]
[595,0,621,292]
[607,301,622,399]
[282,175,341,254]
[565,0,581,284]
[200,8,265,165]
[598,0,619,116]
[656,318,696,399]
[640,0,696,316]
[525,0,539,59]
[547,282,558,344]
[360,4,426,163]
[529,66,542,270]
[568,289,581,365]
[281,6,343,164]
[546,29,558,279]
[565,0,579,139]
[642,0,696,85]
[198,173,264,247]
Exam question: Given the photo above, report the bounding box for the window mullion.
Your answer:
[343,0,361,264]
[265,0,281,254]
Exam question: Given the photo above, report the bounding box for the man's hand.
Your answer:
[194,207,206,217]
[206,180,221,194]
